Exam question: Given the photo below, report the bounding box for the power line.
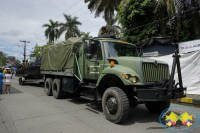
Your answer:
[54,0,82,20]
[72,5,87,16]
[82,22,106,32]
[78,10,90,17]
[59,5,88,23]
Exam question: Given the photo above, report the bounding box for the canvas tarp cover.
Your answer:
[149,50,200,95]
[41,37,82,70]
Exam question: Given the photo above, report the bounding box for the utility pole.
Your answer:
[20,40,30,62]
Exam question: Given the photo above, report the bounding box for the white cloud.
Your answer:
[0,0,105,61]
[0,29,23,36]
[89,18,105,22]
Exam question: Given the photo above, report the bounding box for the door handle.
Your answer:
[87,66,89,73]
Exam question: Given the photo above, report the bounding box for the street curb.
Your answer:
[177,97,200,105]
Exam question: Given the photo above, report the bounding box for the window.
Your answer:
[90,41,102,60]
[103,41,139,58]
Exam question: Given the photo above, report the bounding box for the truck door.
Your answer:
[85,40,104,80]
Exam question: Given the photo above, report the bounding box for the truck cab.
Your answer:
[42,36,186,123]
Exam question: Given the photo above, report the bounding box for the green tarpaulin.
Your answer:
[41,37,83,70]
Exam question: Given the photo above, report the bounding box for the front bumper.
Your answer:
[136,87,187,101]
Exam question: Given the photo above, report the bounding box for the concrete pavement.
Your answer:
[0,76,200,133]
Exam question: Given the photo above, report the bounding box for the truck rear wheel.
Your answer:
[102,87,129,124]
[52,79,63,99]
[145,100,170,114]
[45,78,53,96]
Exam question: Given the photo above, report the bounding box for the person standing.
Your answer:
[5,71,12,94]
[0,69,4,94]
[3,69,7,75]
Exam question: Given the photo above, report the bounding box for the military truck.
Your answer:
[41,36,186,123]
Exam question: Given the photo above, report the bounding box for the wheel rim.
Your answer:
[106,97,118,114]
[53,83,57,94]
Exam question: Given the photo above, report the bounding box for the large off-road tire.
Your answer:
[52,79,63,99]
[145,100,170,114]
[102,87,129,124]
[45,78,53,96]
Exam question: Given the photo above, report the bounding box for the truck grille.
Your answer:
[142,63,169,82]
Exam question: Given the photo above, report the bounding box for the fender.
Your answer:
[96,65,143,86]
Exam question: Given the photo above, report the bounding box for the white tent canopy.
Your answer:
[150,50,200,95]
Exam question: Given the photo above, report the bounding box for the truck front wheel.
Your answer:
[102,87,129,124]
[45,78,53,96]
[145,100,170,114]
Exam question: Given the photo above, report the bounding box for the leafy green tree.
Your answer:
[58,14,82,40]
[151,0,200,40]
[174,0,200,41]
[153,0,176,37]
[42,19,59,43]
[0,51,6,66]
[117,0,157,43]
[84,0,121,29]
[32,43,54,57]
[98,17,121,36]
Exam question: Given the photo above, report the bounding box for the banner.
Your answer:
[149,50,200,95]
[178,39,200,54]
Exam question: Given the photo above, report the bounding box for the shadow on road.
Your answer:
[20,83,44,88]
[2,83,22,94]
[66,97,165,126]
[121,107,162,125]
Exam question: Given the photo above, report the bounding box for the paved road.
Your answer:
[0,77,199,133]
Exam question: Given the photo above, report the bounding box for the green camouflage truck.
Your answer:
[41,36,186,123]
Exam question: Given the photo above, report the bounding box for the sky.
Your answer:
[0,0,105,61]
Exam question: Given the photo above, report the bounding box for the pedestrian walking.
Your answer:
[0,69,4,94]
[4,71,12,94]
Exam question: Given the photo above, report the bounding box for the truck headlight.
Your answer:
[122,74,130,79]
[125,75,129,79]
[132,76,137,83]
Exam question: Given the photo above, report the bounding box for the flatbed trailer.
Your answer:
[17,66,44,85]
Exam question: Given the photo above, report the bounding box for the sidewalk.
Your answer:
[174,94,200,105]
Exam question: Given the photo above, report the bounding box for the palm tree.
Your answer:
[81,31,93,38]
[84,0,121,29]
[154,0,176,37]
[42,19,59,43]
[58,14,82,40]
[98,17,121,36]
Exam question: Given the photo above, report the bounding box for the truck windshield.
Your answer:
[103,41,139,58]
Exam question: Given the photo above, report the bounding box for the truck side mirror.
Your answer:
[86,53,92,59]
